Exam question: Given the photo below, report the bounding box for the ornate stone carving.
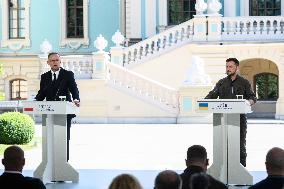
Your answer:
[183,56,212,86]
[94,34,108,52]
[207,0,222,15]
[40,39,52,56]
[112,30,125,47]
[195,0,207,15]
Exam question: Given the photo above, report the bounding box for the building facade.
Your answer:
[0,0,284,122]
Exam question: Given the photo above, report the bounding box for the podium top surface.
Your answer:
[196,99,252,114]
[22,101,79,115]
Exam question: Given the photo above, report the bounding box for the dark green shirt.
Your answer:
[205,75,257,102]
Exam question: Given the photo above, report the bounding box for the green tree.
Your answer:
[169,0,183,25]
[255,73,278,100]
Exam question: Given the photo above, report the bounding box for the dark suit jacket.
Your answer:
[35,68,80,102]
[0,172,46,189]
[249,176,284,189]
[180,165,227,189]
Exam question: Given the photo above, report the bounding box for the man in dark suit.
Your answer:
[0,145,46,189]
[35,52,80,161]
[249,147,284,189]
[180,145,227,189]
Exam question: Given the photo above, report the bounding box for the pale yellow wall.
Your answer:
[77,80,175,119]
[0,56,40,100]
[240,58,279,87]
[131,45,194,88]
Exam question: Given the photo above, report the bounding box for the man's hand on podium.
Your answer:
[73,99,80,107]
[248,99,255,106]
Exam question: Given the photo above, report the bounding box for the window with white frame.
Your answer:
[250,0,281,16]
[1,0,30,50]
[168,0,196,25]
[10,79,28,100]
[59,0,89,49]
[9,0,25,39]
[67,0,84,38]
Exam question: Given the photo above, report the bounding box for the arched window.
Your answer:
[250,0,281,16]
[254,73,278,100]
[168,0,196,25]
[10,79,27,100]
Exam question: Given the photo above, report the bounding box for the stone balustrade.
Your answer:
[41,55,93,79]
[107,62,179,114]
[222,16,284,41]
[61,55,93,79]
[120,16,284,68]
[123,19,194,67]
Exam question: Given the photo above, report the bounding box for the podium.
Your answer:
[22,101,79,184]
[196,99,253,185]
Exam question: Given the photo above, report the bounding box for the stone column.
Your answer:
[110,47,124,67]
[282,0,284,16]
[92,52,108,79]
[276,67,284,119]
[158,0,167,29]
[111,30,125,66]
[192,15,207,41]
[224,0,236,17]
[93,34,108,79]
[207,15,222,41]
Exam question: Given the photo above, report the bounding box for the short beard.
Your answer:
[227,71,236,78]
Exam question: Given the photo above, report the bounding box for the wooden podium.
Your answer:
[196,99,253,185]
[22,101,79,184]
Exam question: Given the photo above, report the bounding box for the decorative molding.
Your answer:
[1,0,31,50]
[59,0,89,49]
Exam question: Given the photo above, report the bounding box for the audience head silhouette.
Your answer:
[108,174,143,189]
[154,170,182,189]
[186,145,209,171]
[0,145,46,188]
[2,145,25,172]
[265,147,284,176]
[190,173,209,189]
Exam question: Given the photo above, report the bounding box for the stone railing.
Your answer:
[0,100,22,112]
[41,55,93,79]
[122,19,194,67]
[61,55,93,79]
[222,16,284,41]
[119,16,284,68]
[107,62,179,114]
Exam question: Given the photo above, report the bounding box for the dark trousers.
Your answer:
[240,114,247,167]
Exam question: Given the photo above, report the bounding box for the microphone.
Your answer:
[213,79,224,93]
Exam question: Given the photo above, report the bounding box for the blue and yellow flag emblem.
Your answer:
[199,103,208,110]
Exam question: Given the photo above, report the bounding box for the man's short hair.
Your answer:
[154,170,181,189]
[187,145,207,163]
[226,58,239,66]
[48,52,60,59]
[266,147,284,172]
[3,145,24,166]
